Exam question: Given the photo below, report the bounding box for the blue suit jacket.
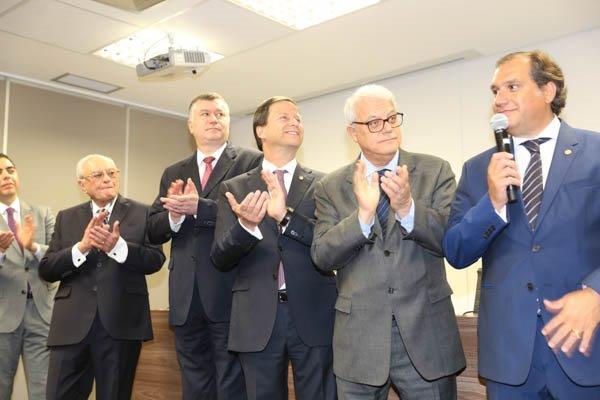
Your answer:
[444,121,600,386]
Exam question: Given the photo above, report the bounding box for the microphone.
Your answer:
[490,113,517,203]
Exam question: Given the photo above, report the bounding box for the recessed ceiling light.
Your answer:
[51,73,122,94]
[227,0,380,30]
[94,28,223,68]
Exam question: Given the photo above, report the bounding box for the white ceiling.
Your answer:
[0,0,599,117]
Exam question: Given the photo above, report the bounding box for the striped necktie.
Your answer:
[376,169,390,238]
[521,138,550,229]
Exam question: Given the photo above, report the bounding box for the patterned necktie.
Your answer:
[273,170,288,288]
[98,208,109,225]
[201,156,215,189]
[6,207,23,252]
[521,138,550,229]
[376,169,391,238]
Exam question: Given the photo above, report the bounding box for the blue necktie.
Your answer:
[521,138,550,229]
[376,169,390,238]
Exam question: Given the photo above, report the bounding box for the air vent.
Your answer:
[92,0,165,12]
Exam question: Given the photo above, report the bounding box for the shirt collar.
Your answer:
[91,196,117,215]
[262,158,298,176]
[197,142,227,165]
[0,198,20,215]
[512,115,560,147]
[360,150,400,176]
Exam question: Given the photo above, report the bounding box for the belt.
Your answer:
[277,290,288,303]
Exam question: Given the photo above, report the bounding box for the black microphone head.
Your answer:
[490,113,509,132]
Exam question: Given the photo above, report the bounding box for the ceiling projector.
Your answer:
[136,48,211,80]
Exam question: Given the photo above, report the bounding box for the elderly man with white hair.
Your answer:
[39,154,165,400]
[311,84,465,400]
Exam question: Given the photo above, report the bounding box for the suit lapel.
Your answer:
[179,153,202,197]
[202,144,237,197]
[535,123,580,230]
[108,196,130,226]
[286,164,314,211]
[0,201,22,255]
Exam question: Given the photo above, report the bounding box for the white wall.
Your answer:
[230,27,600,314]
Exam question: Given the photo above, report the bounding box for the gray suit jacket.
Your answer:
[311,149,465,386]
[0,201,56,332]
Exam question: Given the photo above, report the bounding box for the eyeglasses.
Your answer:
[353,112,404,133]
[82,169,120,182]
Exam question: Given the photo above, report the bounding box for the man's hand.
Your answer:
[0,231,14,252]
[78,211,108,253]
[262,170,286,223]
[89,220,121,254]
[542,287,600,357]
[16,214,37,252]
[353,160,380,225]
[161,178,199,217]
[380,166,412,218]
[226,190,269,231]
[487,152,521,211]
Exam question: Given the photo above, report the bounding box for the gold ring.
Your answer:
[571,329,582,339]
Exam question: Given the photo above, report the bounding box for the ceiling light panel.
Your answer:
[94,28,223,67]
[227,0,380,30]
[52,73,122,94]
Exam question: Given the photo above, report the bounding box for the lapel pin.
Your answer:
[564,148,572,156]
[299,175,304,181]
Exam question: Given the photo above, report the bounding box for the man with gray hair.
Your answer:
[311,84,465,399]
[40,154,165,400]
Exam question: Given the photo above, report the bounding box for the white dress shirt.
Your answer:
[0,198,43,262]
[71,197,127,266]
[169,142,228,232]
[358,151,415,238]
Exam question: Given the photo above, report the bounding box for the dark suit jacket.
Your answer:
[148,145,262,325]
[211,165,337,352]
[444,122,600,386]
[39,196,165,346]
[311,149,465,386]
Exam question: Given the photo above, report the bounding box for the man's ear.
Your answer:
[542,81,557,105]
[347,125,358,144]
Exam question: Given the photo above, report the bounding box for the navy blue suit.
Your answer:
[444,122,600,389]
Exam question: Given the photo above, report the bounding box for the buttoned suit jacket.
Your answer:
[211,164,337,352]
[39,196,165,346]
[444,122,600,386]
[148,145,262,326]
[0,201,55,332]
[311,149,465,386]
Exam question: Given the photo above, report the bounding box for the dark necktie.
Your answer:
[273,170,288,288]
[6,207,23,253]
[521,138,550,229]
[201,156,215,189]
[376,169,391,238]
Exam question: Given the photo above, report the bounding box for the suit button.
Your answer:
[388,287,395,294]
[92,285,98,292]
[24,267,29,271]
[272,273,278,280]
[278,245,283,252]
[191,256,197,262]
[532,245,541,253]
[527,282,534,291]
[21,290,26,295]
[384,250,390,257]
[96,262,102,268]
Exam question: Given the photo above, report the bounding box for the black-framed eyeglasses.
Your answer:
[353,112,404,133]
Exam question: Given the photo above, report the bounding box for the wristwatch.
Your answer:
[279,207,295,229]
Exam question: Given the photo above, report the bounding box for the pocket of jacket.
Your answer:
[427,283,453,304]
[334,295,351,314]
[231,279,250,292]
[54,286,71,299]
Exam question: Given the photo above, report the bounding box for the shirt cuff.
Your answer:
[72,243,89,267]
[32,243,43,261]
[495,205,508,222]
[169,213,185,233]
[106,237,128,263]
[239,220,263,240]
[395,200,415,233]
[359,218,374,239]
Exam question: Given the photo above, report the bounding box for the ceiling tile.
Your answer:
[0,0,138,53]
[156,0,292,56]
